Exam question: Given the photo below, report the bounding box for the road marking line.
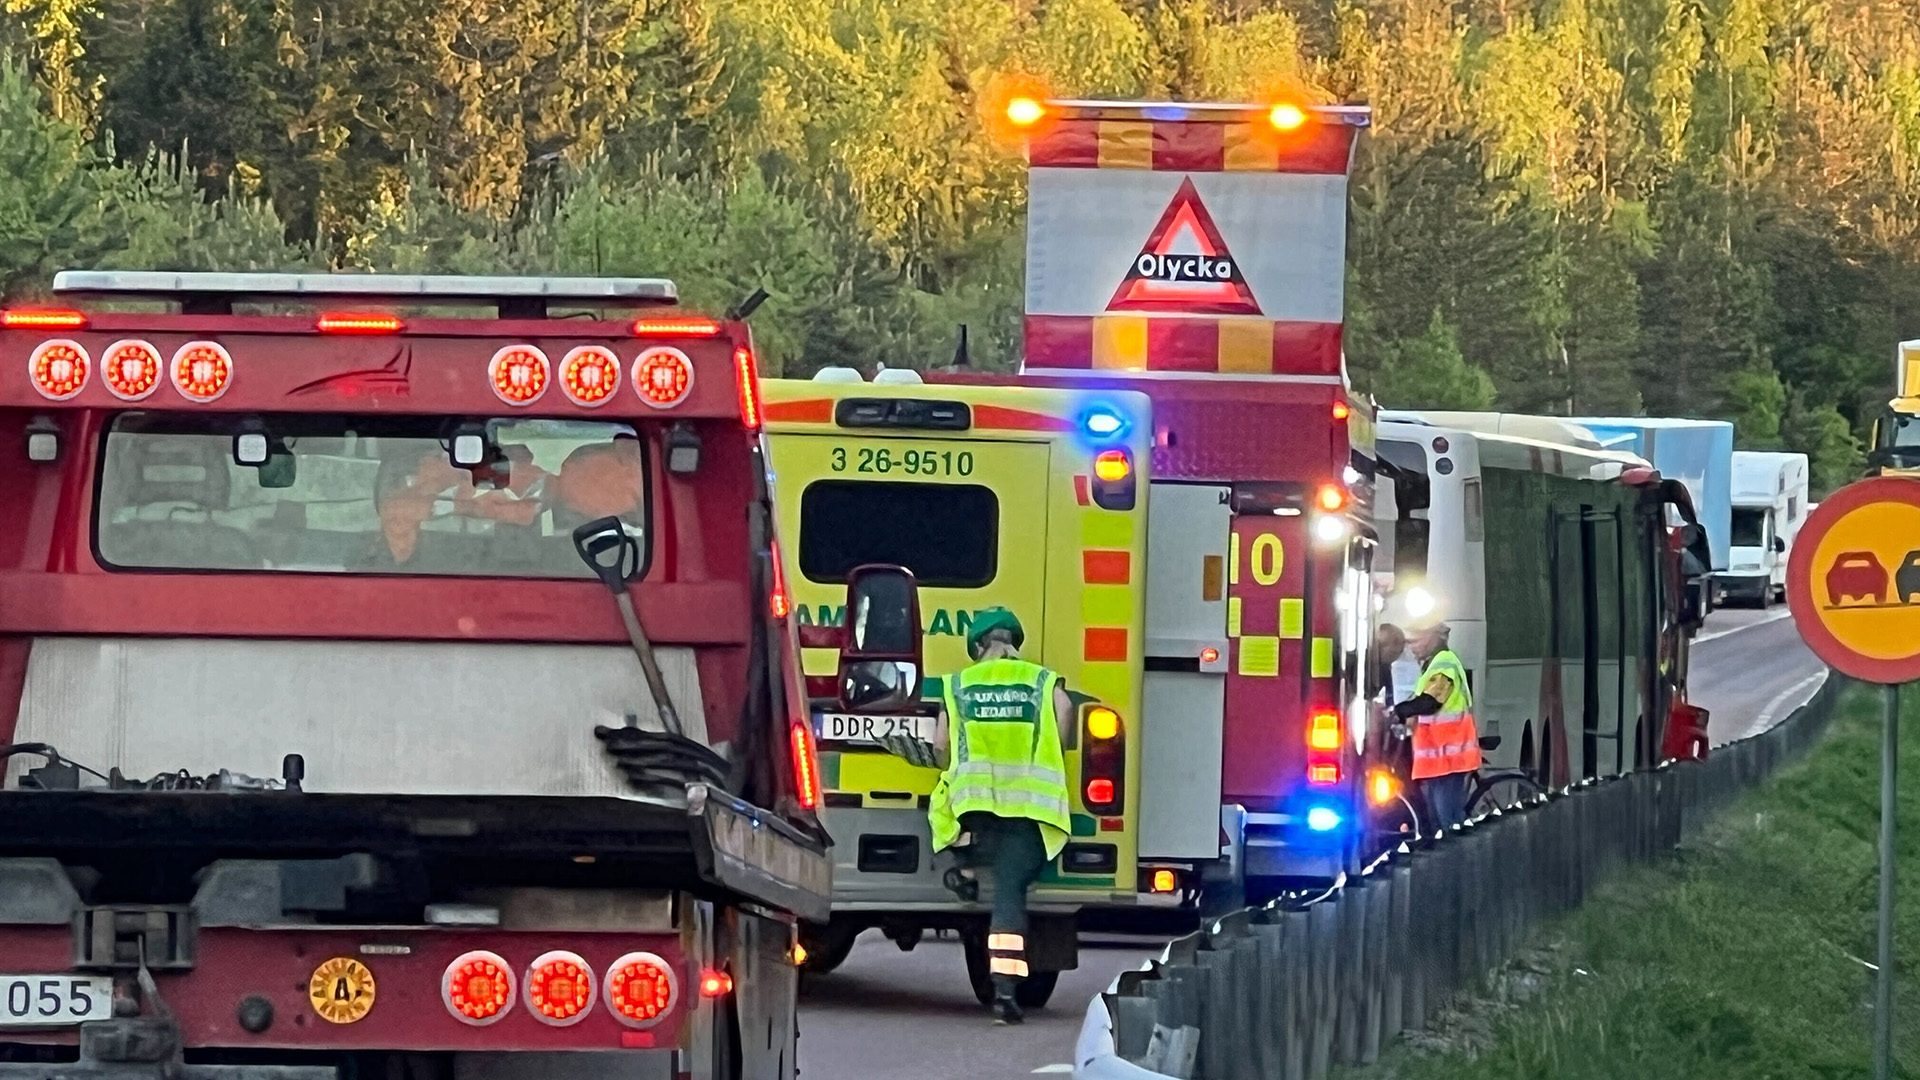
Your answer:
[1736,671,1828,741]
[1695,608,1793,645]
[1032,1065,1074,1073]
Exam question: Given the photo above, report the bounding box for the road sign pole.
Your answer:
[1876,682,1899,1080]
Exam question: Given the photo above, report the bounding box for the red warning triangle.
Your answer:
[1107,178,1262,316]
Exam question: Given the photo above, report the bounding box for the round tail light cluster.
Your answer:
[171,342,233,402]
[559,347,621,408]
[633,348,694,409]
[27,341,88,401]
[489,344,696,409]
[103,340,163,401]
[437,950,682,1028]
[28,339,236,402]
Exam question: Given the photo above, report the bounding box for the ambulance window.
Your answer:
[94,413,646,579]
[798,481,997,588]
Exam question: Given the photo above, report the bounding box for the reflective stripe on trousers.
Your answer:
[988,932,1029,978]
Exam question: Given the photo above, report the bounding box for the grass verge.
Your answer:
[1353,681,1920,1079]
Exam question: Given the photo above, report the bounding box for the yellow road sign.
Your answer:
[307,957,376,1025]
[1786,477,1920,683]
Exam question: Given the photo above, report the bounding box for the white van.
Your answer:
[1724,451,1810,605]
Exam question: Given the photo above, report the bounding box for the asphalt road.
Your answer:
[797,603,1828,1080]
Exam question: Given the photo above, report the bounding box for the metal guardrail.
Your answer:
[1073,674,1840,1080]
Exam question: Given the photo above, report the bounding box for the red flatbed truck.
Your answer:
[0,272,912,1080]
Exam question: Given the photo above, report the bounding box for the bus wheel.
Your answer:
[1014,971,1059,1009]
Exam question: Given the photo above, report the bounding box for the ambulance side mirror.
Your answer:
[834,564,924,714]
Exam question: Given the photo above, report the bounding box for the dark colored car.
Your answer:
[1827,551,1890,606]
[1897,550,1920,605]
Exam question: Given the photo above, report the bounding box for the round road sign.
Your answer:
[1786,477,1920,683]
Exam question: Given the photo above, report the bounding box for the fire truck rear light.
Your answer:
[315,312,403,334]
[1307,763,1341,785]
[633,317,722,337]
[102,340,162,401]
[1308,710,1342,750]
[559,346,622,407]
[1093,450,1131,483]
[171,342,233,402]
[2,309,87,330]
[489,345,550,406]
[769,540,792,619]
[1007,97,1046,127]
[1269,102,1308,131]
[1149,869,1177,893]
[699,970,733,997]
[28,340,88,400]
[734,346,763,430]
[634,346,695,408]
[442,950,515,1025]
[1086,778,1116,805]
[1368,769,1399,806]
[791,721,820,810]
[603,952,678,1029]
[1331,400,1350,421]
[1316,483,1347,512]
[525,951,595,1026]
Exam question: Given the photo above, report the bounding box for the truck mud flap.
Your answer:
[688,784,832,923]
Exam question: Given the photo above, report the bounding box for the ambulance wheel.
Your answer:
[962,931,996,1006]
[1014,972,1059,1009]
[799,925,858,976]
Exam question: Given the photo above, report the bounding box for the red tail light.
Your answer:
[1085,777,1116,804]
[525,951,595,1026]
[2,309,86,330]
[443,951,515,1025]
[316,312,403,334]
[1308,710,1342,751]
[559,345,622,408]
[634,346,695,408]
[489,345,550,406]
[769,540,792,619]
[603,952,677,1028]
[1331,400,1350,421]
[1081,705,1125,813]
[168,342,233,403]
[1307,763,1341,785]
[734,346,763,430]
[102,340,162,401]
[28,341,89,400]
[1093,450,1131,483]
[699,969,733,997]
[1316,483,1347,512]
[633,317,723,338]
[790,721,820,810]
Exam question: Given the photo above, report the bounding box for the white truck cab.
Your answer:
[1724,451,1810,606]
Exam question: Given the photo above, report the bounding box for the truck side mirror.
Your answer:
[1773,535,1787,554]
[835,565,924,714]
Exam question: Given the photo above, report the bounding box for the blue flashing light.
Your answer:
[1081,405,1129,440]
[1142,104,1190,122]
[1305,807,1343,833]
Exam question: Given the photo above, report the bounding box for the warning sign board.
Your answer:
[1787,477,1920,683]
[1107,178,1261,315]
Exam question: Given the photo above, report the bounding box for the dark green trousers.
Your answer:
[960,811,1047,995]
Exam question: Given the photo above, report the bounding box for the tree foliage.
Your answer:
[4,0,1919,489]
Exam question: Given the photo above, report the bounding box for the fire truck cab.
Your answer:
[0,272,907,1080]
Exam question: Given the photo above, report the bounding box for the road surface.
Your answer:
[798,603,1827,1079]
[1688,604,1827,744]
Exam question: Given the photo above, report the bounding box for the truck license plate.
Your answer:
[814,713,938,746]
[0,975,113,1027]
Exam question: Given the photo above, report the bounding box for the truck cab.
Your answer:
[1724,451,1808,607]
[0,273,915,1080]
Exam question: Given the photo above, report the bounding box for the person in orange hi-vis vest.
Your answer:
[1390,621,1480,830]
[377,444,548,564]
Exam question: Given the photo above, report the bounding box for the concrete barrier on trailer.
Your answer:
[1073,673,1839,1080]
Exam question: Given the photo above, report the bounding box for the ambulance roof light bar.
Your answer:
[51,271,679,319]
[1033,99,1372,127]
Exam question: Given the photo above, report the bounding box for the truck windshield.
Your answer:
[1729,508,1767,547]
[1888,414,1920,449]
[95,413,645,578]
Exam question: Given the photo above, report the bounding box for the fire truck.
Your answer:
[938,97,1382,904]
[0,272,918,1080]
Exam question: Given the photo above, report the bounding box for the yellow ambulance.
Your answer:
[763,369,1152,1006]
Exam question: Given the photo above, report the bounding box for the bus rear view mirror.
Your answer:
[835,565,924,714]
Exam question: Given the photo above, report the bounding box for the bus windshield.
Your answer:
[95,413,646,578]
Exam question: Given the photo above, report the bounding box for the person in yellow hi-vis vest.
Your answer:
[924,607,1074,1025]
[1391,620,1481,830]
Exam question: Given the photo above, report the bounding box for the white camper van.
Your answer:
[1723,451,1810,605]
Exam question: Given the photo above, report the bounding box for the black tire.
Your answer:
[1014,971,1059,1009]
[962,931,995,1007]
[1467,769,1546,817]
[799,927,858,976]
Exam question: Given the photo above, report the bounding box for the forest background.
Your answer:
[5,0,1918,491]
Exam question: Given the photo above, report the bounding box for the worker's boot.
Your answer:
[989,976,1024,1026]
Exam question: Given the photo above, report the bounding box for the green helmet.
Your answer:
[967,607,1025,656]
